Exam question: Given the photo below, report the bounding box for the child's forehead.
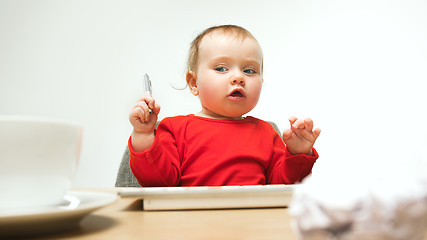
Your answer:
[203,30,254,44]
[200,31,261,52]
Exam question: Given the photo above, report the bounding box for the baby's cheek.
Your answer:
[249,86,262,104]
[198,87,220,109]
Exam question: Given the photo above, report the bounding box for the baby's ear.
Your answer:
[186,71,199,96]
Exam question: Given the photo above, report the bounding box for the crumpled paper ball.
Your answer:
[289,173,427,240]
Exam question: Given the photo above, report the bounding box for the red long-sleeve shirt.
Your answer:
[129,115,318,187]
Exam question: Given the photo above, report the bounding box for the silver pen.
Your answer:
[142,73,153,113]
[142,73,152,95]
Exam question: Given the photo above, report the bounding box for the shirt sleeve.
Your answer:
[266,133,319,184]
[129,119,181,187]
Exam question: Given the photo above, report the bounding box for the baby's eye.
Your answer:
[244,69,256,74]
[215,66,228,72]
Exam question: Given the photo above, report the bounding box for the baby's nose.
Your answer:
[230,73,245,86]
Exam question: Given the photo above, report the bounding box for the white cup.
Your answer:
[0,116,82,210]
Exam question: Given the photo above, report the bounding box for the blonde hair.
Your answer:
[187,25,261,73]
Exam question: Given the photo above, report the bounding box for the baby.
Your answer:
[129,25,321,187]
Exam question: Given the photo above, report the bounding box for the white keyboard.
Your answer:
[118,184,295,210]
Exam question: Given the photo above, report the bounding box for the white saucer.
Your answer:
[0,191,117,237]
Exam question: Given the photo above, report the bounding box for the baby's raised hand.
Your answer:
[282,116,321,155]
[129,94,161,134]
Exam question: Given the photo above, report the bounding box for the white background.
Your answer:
[1,0,426,187]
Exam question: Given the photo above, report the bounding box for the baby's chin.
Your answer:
[204,104,256,119]
[220,110,252,119]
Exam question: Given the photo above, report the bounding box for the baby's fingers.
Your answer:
[152,103,161,115]
[304,118,314,131]
[313,128,321,140]
[137,94,156,110]
[134,101,151,122]
[304,118,321,141]
[291,119,306,129]
[288,116,297,127]
[282,129,294,142]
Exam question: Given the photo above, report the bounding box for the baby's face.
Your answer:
[193,33,263,119]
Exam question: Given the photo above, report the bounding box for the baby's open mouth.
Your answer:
[227,89,245,102]
[230,90,244,97]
